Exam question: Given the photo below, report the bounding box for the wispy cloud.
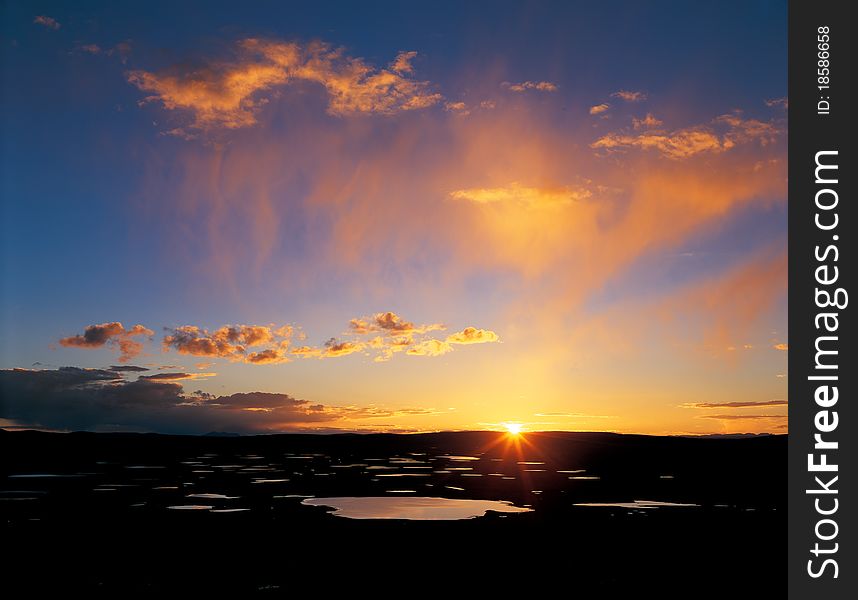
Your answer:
[109,365,149,373]
[76,41,133,62]
[139,371,216,381]
[699,414,788,420]
[683,400,787,409]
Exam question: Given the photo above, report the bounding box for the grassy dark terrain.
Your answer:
[1,430,785,595]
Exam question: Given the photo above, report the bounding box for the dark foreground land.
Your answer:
[1,430,785,595]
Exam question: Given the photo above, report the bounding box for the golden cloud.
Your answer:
[322,339,363,357]
[682,400,788,409]
[290,345,323,358]
[449,182,591,209]
[406,339,453,357]
[349,311,444,335]
[589,103,610,115]
[127,39,441,135]
[592,113,782,159]
[446,327,500,345]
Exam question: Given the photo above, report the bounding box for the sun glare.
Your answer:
[504,423,523,436]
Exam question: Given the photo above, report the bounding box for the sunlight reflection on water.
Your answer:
[301,496,532,520]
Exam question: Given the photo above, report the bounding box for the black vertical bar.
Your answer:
[789,1,855,597]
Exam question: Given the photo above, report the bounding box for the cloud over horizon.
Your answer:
[0,367,431,434]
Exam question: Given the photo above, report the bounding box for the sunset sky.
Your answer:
[1,1,788,435]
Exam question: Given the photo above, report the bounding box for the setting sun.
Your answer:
[504,423,523,436]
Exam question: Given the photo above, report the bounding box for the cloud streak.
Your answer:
[683,400,788,409]
[699,414,788,420]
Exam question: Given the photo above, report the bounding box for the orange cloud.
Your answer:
[444,101,469,115]
[589,103,610,115]
[246,347,292,364]
[59,322,154,362]
[369,336,413,362]
[773,343,788,351]
[390,51,418,74]
[127,39,441,135]
[592,112,782,159]
[322,339,363,357]
[163,324,291,362]
[632,113,663,130]
[349,311,444,336]
[290,345,323,358]
[406,339,453,357]
[446,327,500,345]
[593,128,724,158]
